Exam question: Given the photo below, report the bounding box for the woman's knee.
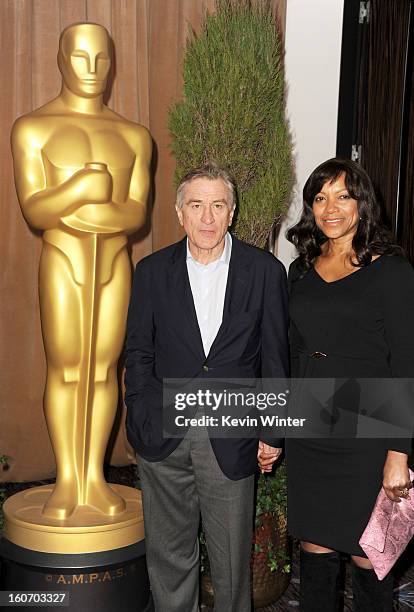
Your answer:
[351,555,373,569]
[301,541,335,554]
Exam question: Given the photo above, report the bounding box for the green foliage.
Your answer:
[168,0,293,247]
[255,460,287,522]
[255,540,290,574]
[255,461,290,573]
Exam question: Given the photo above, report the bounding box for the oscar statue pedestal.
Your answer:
[0,485,153,611]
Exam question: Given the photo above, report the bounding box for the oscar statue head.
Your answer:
[58,23,111,98]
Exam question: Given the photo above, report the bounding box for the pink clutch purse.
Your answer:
[359,469,414,580]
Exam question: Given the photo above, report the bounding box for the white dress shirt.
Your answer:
[186,233,232,357]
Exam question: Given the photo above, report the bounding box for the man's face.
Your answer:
[176,178,235,258]
[59,26,111,98]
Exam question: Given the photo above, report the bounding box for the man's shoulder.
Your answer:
[11,112,48,143]
[233,236,285,273]
[134,239,184,272]
[107,110,152,147]
[12,99,72,144]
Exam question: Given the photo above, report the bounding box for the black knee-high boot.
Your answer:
[299,549,341,612]
[352,564,394,611]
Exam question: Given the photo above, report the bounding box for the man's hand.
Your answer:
[257,441,282,473]
[383,450,412,502]
[76,165,113,204]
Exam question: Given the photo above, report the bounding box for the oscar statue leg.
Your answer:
[39,244,83,519]
[84,245,130,513]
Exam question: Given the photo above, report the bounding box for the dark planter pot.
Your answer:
[201,511,291,609]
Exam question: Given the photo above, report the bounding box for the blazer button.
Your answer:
[310,351,327,359]
[202,364,209,372]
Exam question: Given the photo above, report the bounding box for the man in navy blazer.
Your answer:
[125,163,289,612]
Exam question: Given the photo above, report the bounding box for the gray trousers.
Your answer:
[137,424,254,612]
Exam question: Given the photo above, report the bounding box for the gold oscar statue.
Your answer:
[5,23,152,554]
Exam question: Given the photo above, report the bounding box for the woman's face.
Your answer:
[312,172,359,241]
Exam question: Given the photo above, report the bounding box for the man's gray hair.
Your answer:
[176,163,237,209]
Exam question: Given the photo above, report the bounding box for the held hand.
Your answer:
[257,441,282,474]
[73,165,112,205]
[383,450,412,502]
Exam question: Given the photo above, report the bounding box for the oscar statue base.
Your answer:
[3,484,144,554]
[0,537,154,612]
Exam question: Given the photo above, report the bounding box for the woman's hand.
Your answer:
[383,450,412,502]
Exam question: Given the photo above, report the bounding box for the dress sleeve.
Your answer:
[381,256,414,453]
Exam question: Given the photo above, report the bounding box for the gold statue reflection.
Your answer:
[11,23,151,522]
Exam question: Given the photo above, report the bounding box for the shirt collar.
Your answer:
[186,232,232,266]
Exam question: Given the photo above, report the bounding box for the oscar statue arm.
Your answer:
[11,117,112,231]
[103,125,152,235]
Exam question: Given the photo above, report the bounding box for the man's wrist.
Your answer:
[259,437,283,448]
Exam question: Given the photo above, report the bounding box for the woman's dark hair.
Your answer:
[286,157,402,272]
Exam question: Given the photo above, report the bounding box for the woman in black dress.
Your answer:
[285,158,414,611]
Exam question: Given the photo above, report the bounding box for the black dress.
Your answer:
[286,254,414,556]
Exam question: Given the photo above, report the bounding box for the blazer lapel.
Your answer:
[207,236,250,358]
[171,238,206,359]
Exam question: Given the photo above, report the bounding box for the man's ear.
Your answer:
[175,205,184,227]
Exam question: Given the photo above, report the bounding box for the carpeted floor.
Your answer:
[2,465,414,611]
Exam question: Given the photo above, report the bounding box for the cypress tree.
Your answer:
[169,0,293,247]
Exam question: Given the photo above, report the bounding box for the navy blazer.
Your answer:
[125,235,289,479]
